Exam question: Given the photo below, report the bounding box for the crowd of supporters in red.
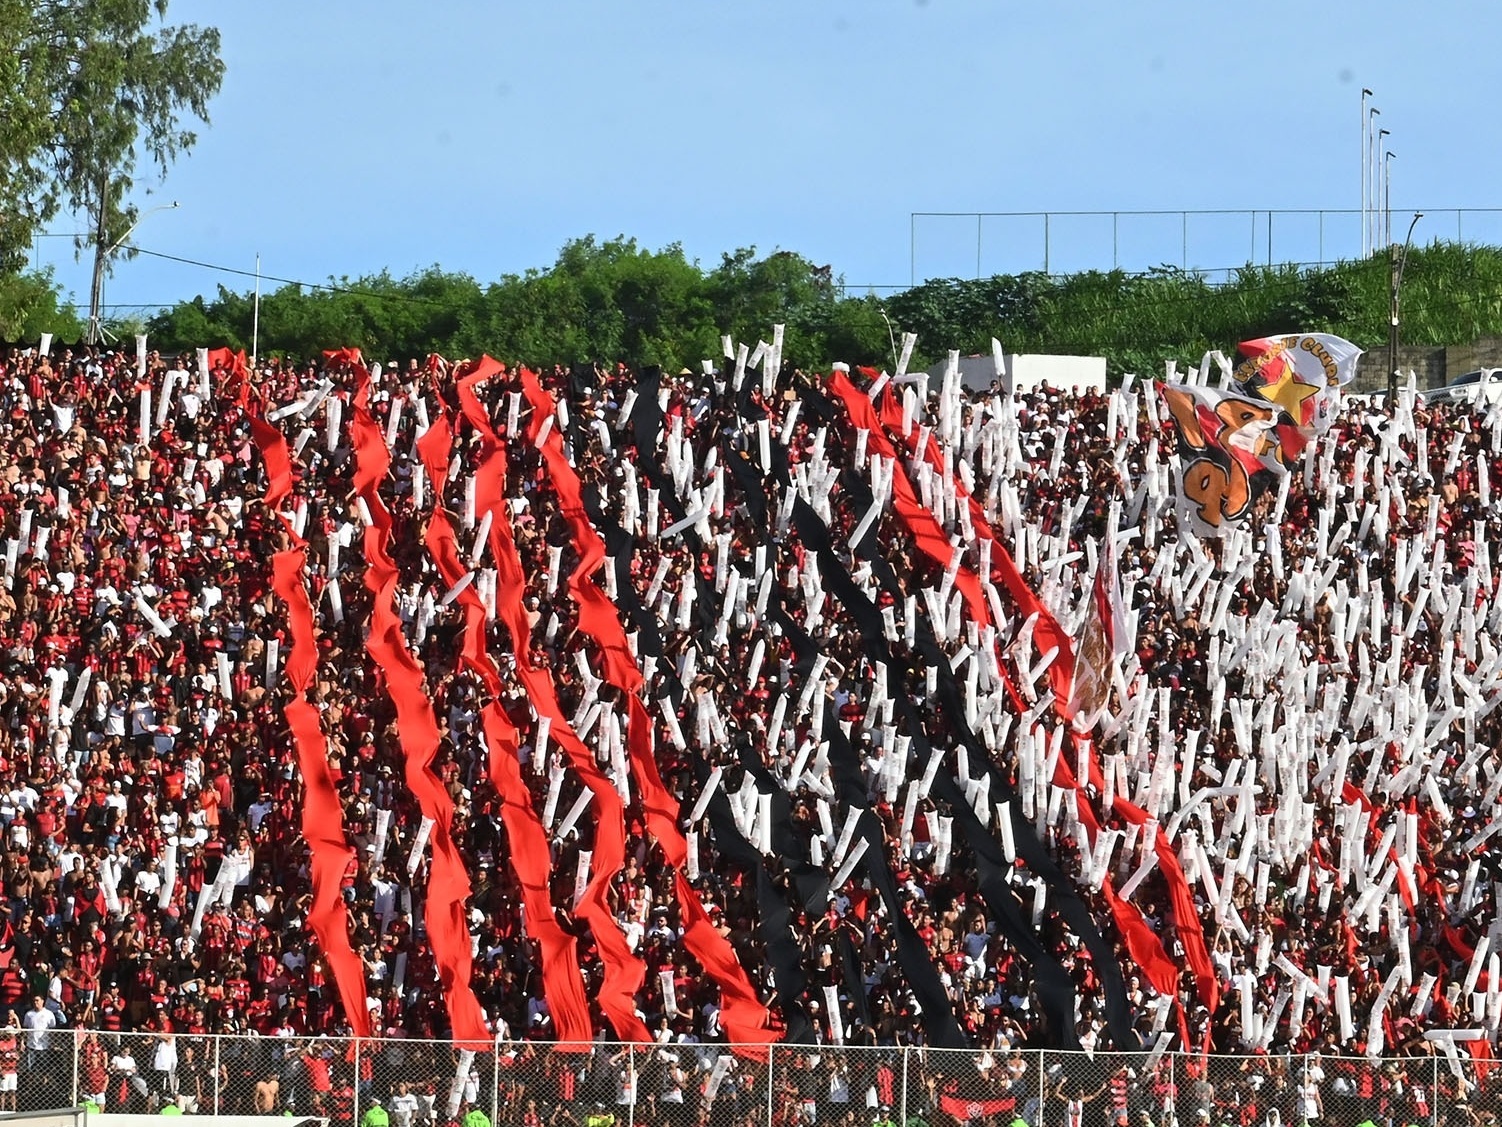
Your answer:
[0,339,1498,1125]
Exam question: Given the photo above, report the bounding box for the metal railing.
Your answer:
[909,207,1502,284]
[6,1032,1498,1127]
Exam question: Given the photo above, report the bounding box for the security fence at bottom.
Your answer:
[3,1032,1499,1127]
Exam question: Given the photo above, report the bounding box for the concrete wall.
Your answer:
[934,340,1502,396]
[1349,336,1502,392]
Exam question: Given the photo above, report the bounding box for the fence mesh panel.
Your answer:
[0,1033,1490,1126]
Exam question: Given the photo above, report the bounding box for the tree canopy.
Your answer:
[0,0,223,273]
[131,238,1502,380]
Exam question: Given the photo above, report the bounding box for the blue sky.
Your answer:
[33,0,1502,318]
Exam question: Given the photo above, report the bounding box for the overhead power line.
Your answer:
[118,244,455,307]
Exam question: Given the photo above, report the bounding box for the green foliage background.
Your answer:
[17,236,1502,378]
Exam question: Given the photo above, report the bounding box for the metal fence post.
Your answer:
[1168,1049,1177,1127]
[70,1029,79,1108]
[352,1038,361,1127]
[628,1044,637,1127]
[492,1034,501,1127]
[1433,1051,1440,1127]
[899,1044,909,1127]
[1303,1048,1311,1127]
[213,1034,221,1115]
[1039,1048,1048,1127]
[766,1044,776,1127]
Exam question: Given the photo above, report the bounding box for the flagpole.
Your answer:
[1378,129,1391,246]
[252,253,261,366]
[1368,107,1381,255]
[1384,152,1395,250]
[1361,89,1372,257]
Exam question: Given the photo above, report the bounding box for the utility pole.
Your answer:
[1388,243,1400,404]
[252,253,261,366]
[87,170,110,347]
[1388,212,1424,404]
[86,191,179,348]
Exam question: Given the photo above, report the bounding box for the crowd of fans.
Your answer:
[0,337,1497,1127]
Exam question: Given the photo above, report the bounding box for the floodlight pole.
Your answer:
[1361,89,1372,257]
[87,196,180,345]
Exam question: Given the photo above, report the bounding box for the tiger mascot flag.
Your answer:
[1160,333,1362,536]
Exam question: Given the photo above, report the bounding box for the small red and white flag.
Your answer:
[1068,532,1129,730]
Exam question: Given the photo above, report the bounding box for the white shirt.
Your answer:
[372,877,396,922]
[22,1007,57,1050]
[101,853,128,891]
[227,844,253,886]
[391,1093,419,1127]
[248,800,273,832]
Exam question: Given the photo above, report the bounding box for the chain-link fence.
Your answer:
[2,1033,1495,1127]
[908,208,1502,285]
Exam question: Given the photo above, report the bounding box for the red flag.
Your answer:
[516,368,777,1054]
[350,373,490,1049]
[207,347,251,406]
[412,399,594,1046]
[453,363,649,1045]
[248,417,372,1038]
[1467,1037,1496,1081]
[939,1094,1018,1120]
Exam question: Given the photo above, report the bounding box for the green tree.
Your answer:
[461,236,720,369]
[705,247,843,367]
[141,238,1502,380]
[0,268,84,341]
[0,0,53,273]
[0,1,224,336]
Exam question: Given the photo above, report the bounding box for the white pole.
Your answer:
[1369,107,1381,254]
[252,253,261,366]
[491,1034,501,1127]
[1361,88,1371,257]
[1385,152,1394,249]
[899,1045,909,1127]
[1379,130,1391,245]
[766,1046,776,1127]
